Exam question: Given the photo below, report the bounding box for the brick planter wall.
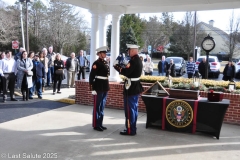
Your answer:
[75,80,240,125]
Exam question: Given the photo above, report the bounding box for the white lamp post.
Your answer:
[19,2,25,49]
[19,0,34,53]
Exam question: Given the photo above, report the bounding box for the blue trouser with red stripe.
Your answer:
[124,94,139,134]
[92,92,108,128]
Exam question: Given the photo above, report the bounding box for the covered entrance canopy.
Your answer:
[61,0,240,81]
[60,0,240,13]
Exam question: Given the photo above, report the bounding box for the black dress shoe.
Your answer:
[120,130,136,136]
[11,98,18,101]
[93,127,103,131]
[100,126,107,130]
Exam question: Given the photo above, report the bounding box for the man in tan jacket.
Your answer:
[40,48,49,92]
[66,52,79,88]
[46,46,56,86]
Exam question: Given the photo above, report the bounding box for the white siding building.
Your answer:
[199,20,240,59]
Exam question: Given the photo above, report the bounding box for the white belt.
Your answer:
[95,76,108,80]
[127,77,140,81]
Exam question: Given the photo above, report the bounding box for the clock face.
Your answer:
[202,39,215,51]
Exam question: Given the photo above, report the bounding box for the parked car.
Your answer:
[165,57,186,76]
[234,60,240,78]
[106,52,111,57]
[138,53,146,59]
[86,55,90,72]
[61,55,69,67]
[232,58,239,63]
[106,52,111,64]
[196,56,221,78]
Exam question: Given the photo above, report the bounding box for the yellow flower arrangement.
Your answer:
[145,76,240,88]
[119,75,240,94]
[119,75,240,89]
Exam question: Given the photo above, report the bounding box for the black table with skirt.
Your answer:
[142,95,229,139]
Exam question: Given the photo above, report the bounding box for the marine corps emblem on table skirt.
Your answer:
[166,100,193,128]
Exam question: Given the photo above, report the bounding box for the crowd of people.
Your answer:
[1,44,235,138]
[139,55,179,77]
[155,55,236,81]
[0,47,89,103]
[185,56,236,81]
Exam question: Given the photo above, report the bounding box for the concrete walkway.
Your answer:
[0,88,240,160]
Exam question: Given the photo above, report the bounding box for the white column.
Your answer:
[99,14,107,46]
[109,13,121,82]
[90,13,99,71]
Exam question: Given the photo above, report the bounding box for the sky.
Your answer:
[2,0,240,33]
[140,10,240,33]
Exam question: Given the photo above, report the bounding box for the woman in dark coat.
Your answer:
[166,59,176,77]
[222,61,235,81]
[53,53,65,94]
[198,57,210,79]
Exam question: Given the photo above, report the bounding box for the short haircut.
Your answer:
[42,48,47,52]
[5,50,11,54]
[20,47,25,52]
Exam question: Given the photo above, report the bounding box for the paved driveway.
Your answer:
[0,104,240,160]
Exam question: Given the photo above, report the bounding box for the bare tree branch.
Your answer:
[224,10,240,60]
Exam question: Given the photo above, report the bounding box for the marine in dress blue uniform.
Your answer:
[89,46,110,132]
[114,44,143,136]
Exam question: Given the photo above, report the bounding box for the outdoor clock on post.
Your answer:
[201,34,216,79]
[201,35,215,52]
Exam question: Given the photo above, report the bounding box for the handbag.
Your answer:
[27,71,33,76]
[23,60,33,76]
[55,69,64,75]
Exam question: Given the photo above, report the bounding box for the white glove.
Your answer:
[123,59,129,65]
[113,60,119,66]
[91,90,97,95]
